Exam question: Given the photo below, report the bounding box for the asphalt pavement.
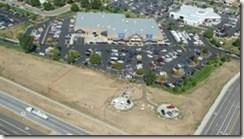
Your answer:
[201,76,241,135]
[0,113,44,135]
[0,91,90,135]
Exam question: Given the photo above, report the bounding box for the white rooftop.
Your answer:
[39,0,47,4]
[173,5,221,22]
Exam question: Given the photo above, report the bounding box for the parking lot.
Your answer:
[25,12,231,90]
[109,0,173,17]
[0,7,28,30]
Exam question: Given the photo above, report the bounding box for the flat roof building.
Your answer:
[170,5,221,27]
[74,12,163,46]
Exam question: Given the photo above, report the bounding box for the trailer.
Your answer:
[26,107,48,120]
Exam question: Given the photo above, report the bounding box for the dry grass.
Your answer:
[0,46,240,135]
[0,22,30,40]
[0,106,52,135]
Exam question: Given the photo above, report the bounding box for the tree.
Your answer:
[143,70,156,85]
[54,0,65,7]
[111,62,123,70]
[72,50,80,58]
[167,22,175,30]
[29,0,41,7]
[89,53,101,65]
[17,33,34,53]
[125,12,130,18]
[71,3,79,12]
[202,48,209,54]
[136,68,144,75]
[66,0,74,3]
[157,74,168,81]
[66,51,75,64]
[232,38,240,47]
[173,86,181,93]
[52,47,61,60]
[204,30,214,39]
[43,2,54,11]
[80,0,90,8]
[193,56,199,64]
[210,1,215,5]
[91,0,102,9]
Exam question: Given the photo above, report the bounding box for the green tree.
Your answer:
[204,30,214,39]
[66,0,74,3]
[43,2,54,11]
[17,33,34,53]
[72,50,80,58]
[157,74,168,81]
[193,56,199,64]
[66,51,75,64]
[210,0,215,5]
[52,47,61,60]
[91,0,102,9]
[125,12,130,18]
[136,68,144,75]
[54,0,65,7]
[173,86,181,93]
[232,38,240,47]
[71,3,80,12]
[89,53,101,65]
[111,62,123,70]
[80,0,90,8]
[202,48,209,54]
[29,0,41,7]
[143,70,156,85]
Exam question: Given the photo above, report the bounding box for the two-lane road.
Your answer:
[0,91,90,135]
[201,77,241,135]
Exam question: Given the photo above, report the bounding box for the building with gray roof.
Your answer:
[74,12,163,45]
[169,5,221,27]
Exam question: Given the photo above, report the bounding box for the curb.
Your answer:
[194,72,240,135]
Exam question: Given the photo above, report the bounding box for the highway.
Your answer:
[0,91,90,135]
[0,113,44,135]
[201,76,241,135]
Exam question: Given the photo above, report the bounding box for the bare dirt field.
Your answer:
[0,46,240,135]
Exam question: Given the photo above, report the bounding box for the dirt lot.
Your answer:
[0,46,240,135]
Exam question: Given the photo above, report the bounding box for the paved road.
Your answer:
[201,77,241,135]
[0,113,44,135]
[0,0,70,16]
[0,91,90,135]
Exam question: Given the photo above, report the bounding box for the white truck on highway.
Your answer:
[26,107,49,120]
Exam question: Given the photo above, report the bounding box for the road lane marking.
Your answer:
[48,118,81,134]
[0,119,31,135]
[223,102,240,134]
[229,109,240,135]
[216,102,235,135]
[203,87,233,134]
[0,129,10,135]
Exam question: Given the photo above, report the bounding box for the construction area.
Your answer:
[0,46,240,135]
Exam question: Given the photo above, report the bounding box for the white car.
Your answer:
[136,48,142,51]
[147,55,153,58]
[161,49,167,52]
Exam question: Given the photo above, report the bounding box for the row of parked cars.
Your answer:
[47,19,63,42]
[31,25,44,43]
[0,14,14,30]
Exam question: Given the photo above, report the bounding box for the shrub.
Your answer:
[136,68,144,75]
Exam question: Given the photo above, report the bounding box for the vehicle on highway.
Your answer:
[26,107,48,120]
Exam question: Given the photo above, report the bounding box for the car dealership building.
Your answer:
[73,12,163,46]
